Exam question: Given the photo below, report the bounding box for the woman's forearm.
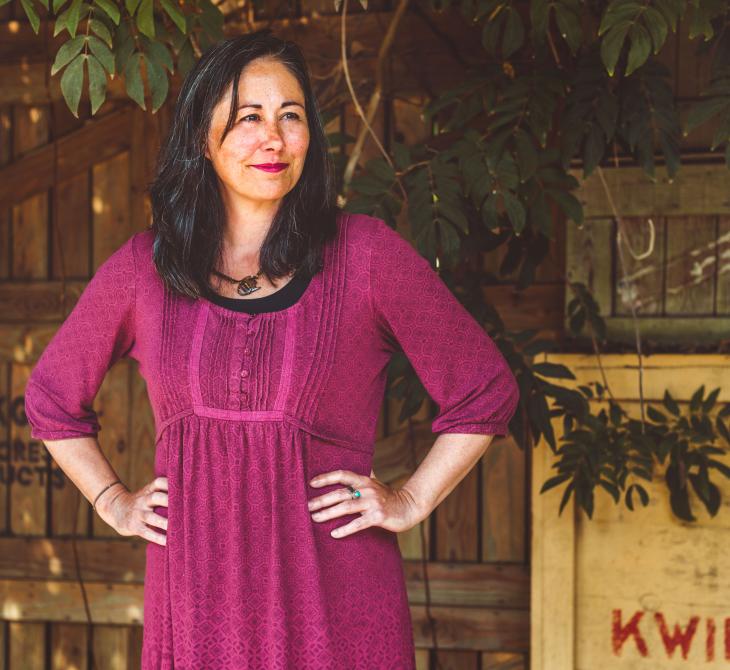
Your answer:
[41,436,126,514]
[399,432,494,523]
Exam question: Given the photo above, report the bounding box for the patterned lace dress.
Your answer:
[24,210,520,669]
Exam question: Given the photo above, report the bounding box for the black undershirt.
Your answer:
[207,271,312,314]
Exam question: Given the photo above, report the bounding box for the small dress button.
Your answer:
[243,347,251,355]
[240,369,249,378]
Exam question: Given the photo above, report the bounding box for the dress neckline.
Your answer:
[204,270,313,315]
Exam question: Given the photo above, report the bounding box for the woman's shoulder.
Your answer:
[339,210,396,249]
[129,227,158,279]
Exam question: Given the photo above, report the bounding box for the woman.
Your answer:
[24,29,520,669]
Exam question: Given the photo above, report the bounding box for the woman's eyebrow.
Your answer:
[237,101,305,110]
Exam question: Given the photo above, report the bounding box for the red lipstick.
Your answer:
[252,163,288,173]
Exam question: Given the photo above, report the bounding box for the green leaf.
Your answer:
[647,405,667,423]
[93,0,120,24]
[437,199,468,234]
[198,0,224,40]
[87,34,114,75]
[554,4,582,55]
[662,389,680,416]
[88,17,112,47]
[160,0,186,34]
[65,0,84,38]
[690,385,705,413]
[685,95,730,133]
[87,53,107,114]
[368,158,396,184]
[540,473,572,493]
[124,51,146,110]
[60,53,85,117]
[533,361,576,379]
[502,8,524,59]
[625,23,651,77]
[702,387,721,413]
[598,2,642,35]
[502,191,526,234]
[515,129,538,181]
[548,188,583,224]
[144,38,174,73]
[20,0,41,33]
[633,483,649,506]
[558,480,575,515]
[707,458,730,478]
[598,479,620,502]
[51,35,86,76]
[716,416,730,444]
[643,7,668,54]
[601,21,632,77]
[144,52,168,113]
[136,0,154,37]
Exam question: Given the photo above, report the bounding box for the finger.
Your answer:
[329,515,372,539]
[310,498,366,522]
[139,524,167,546]
[309,486,363,512]
[153,476,168,491]
[147,491,169,508]
[143,510,168,531]
[309,469,368,489]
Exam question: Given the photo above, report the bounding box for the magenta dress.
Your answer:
[24,211,520,669]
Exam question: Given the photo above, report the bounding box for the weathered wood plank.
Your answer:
[0,106,133,211]
[52,171,91,280]
[8,622,43,670]
[570,163,730,218]
[481,436,526,563]
[665,214,716,315]
[49,623,88,670]
[564,217,613,315]
[410,604,529,651]
[0,281,86,324]
[11,104,49,538]
[716,215,730,315]
[614,216,665,316]
[483,282,564,334]
[436,466,479,561]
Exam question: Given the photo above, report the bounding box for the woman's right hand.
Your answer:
[96,476,169,546]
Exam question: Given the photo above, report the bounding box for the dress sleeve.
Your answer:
[368,217,519,438]
[24,234,138,441]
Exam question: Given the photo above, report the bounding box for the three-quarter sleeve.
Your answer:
[368,217,519,438]
[24,234,138,441]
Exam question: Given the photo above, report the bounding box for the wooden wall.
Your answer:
[0,2,724,669]
[566,165,730,347]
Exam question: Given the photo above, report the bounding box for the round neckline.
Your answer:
[209,271,309,309]
[201,269,318,317]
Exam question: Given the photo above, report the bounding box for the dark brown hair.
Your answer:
[148,28,339,300]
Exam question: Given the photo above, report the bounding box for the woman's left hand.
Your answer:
[308,469,424,538]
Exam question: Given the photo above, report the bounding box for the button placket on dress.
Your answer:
[238,314,259,410]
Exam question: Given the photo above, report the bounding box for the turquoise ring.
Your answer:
[347,485,361,499]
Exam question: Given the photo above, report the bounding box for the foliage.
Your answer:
[11,0,730,519]
[541,382,730,522]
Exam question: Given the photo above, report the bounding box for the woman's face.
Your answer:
[204,57,310,210]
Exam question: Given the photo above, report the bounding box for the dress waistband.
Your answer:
[153,407,373,454]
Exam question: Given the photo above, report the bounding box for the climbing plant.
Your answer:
[8,0,730,520]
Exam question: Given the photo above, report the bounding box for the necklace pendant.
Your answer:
[237,275,261,296]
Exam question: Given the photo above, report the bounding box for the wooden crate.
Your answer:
[532,353,730,669]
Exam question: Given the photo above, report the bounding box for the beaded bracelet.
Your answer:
[92,479,125,513]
